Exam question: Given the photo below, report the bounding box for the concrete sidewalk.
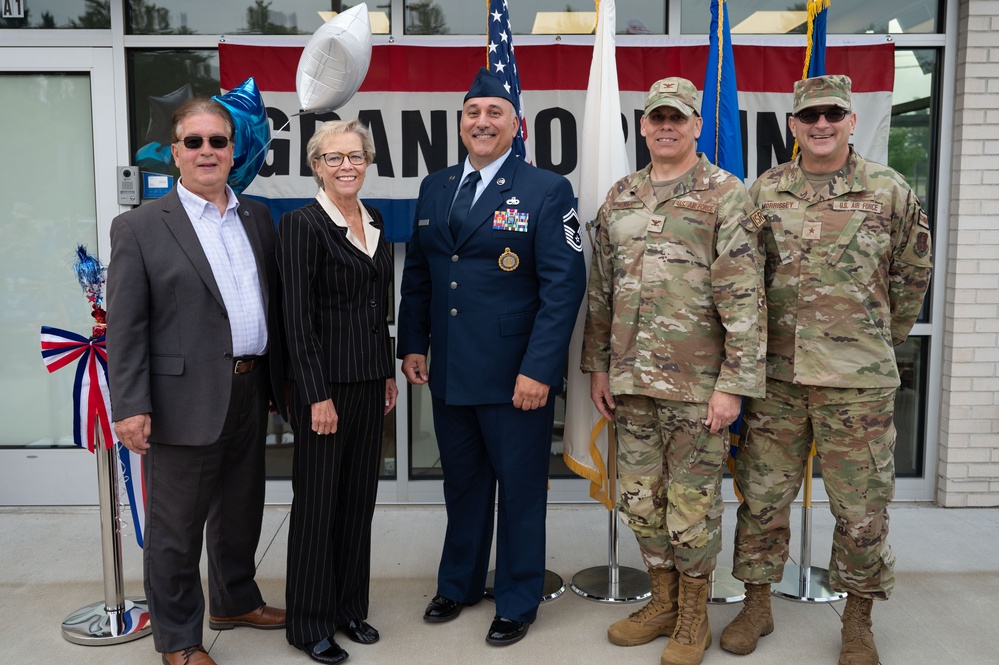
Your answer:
[2,503,996,664]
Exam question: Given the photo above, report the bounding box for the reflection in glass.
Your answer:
[404,0,664,35]
[128,50,220,183]
[889,49,937,324]
[0,0,110,29]
[893,336,927,477]
[0,73,99,447]
[127,0,392,36]
[681,0,939,35]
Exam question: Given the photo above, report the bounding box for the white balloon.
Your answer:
[296,4,373,113]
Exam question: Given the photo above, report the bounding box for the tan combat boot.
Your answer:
[839,594,879,665]
[660,574,711,665]
[720,583,774,655]
[607,567,680,646]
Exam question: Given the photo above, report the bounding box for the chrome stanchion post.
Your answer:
[772,450,846,603]
[62,427,152,645]
[570,421,652,603]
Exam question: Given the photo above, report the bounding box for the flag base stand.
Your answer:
[570,508,652,603]
[484,569,566,603]
[62,597,152,645]
[772,561,845,603]
[707,565,745,604]
[62,435,151,645]
[770,456,845,604]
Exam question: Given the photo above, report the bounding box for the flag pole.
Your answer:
[772,445,846,602]
[570,421,652,603]
[61,424,151,645]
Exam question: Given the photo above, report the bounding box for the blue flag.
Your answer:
[806,0,830,78]
[697,0,744,180]
[487,0,530,161]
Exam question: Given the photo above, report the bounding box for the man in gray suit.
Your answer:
[108,98,285,665]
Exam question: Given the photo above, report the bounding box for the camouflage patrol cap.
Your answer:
[644,77,700,117]
[793,75,852,113]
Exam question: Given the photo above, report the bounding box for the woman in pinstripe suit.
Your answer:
[277,120,398,665]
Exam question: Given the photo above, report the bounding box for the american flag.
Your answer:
[487,0,530,161]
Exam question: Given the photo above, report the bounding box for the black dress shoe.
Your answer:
[300,637,349,664]
[423,595,464,623]
[486,616,530,646]
[342,619,379,645]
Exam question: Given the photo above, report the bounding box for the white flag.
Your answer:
[562,0,630,509]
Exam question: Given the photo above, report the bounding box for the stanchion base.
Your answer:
[62,597,152,645]
[771,564,847,603]
[484,569,566,603]
[707,566,745,605]
[570,565,651,603]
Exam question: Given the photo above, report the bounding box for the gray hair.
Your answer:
[171,98,234,142]
[306,119,376,187]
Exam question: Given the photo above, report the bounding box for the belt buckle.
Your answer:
[234,359,249,374]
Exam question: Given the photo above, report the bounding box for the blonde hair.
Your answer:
[306,119,376,187]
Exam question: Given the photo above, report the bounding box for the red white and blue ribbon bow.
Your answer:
[40,327,113,452]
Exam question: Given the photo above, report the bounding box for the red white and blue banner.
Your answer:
[219,38,894,242]
[41,327,146,547]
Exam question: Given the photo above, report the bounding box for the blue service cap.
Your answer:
[463,67,516,109]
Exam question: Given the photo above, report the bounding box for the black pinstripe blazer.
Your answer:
[277,199,394,406]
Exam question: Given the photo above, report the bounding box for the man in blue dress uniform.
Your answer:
[398,67,586,646]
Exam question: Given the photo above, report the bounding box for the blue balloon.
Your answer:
[213,77,270,195]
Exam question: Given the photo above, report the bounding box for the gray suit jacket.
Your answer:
[106,187,282,446]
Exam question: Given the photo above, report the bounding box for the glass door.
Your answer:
[0,48,125,504]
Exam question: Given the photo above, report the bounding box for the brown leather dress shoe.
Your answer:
[209,604,286,630]
[161,644,216,665]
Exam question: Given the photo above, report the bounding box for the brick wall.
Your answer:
[938,0,999,506]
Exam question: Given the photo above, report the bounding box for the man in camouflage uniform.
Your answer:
[581,77,766,665]
[721,75,933,665]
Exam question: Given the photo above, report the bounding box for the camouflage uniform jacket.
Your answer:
[750,147,933,388]
[581,155,767,403]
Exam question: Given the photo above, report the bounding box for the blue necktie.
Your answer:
[449,171,481,240]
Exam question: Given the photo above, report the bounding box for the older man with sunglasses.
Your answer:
[721,75,933,665]
[108,98,286,665]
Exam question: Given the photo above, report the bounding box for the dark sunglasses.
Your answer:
[177,135,230,150]
[794,108,850,124]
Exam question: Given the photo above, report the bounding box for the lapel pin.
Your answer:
[496,177,506,186]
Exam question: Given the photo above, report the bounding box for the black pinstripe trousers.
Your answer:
[285,379,385,647]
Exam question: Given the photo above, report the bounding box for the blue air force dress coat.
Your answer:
[397,153,586,624]
[397,154,586,403]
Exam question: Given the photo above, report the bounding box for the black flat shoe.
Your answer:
[423,595,464,623]
[343,619,379,645]
[300,637,349,664]
[486,616,530,646]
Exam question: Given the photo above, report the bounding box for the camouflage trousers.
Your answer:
[614,394,727,578]
[732,379,897,599]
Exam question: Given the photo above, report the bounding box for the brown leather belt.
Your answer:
[233,356,263,374]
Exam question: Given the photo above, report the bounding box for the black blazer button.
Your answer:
[223,352,232,360]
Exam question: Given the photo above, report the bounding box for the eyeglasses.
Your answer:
[320,151,368,167]
[794,108,850,124]
[177,135,230,150]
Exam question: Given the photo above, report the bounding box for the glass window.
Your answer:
[128,49,220,181]
[893,336,928,477]
[404,0,665,35]
[126,0,390,36]
[888,48,937,324]
[0,0,110,29]
[0,73,99,448]
[680,0,940,35]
